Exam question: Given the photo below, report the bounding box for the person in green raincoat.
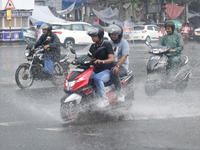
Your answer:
[158,20,184,83]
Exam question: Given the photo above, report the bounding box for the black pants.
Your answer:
[110,64,127,91]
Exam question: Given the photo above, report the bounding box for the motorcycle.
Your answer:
[145,41,193,96]
[60,47,134,122]
[15,37,70,89]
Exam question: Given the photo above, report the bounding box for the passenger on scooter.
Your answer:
[34,23,61,77]
[158,20,184,83]
[87,24,115,108]
[108,24,129,101]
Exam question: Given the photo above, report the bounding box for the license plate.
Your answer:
[70,68,84,72]
[197,32,200,34]
[151,56,160,60]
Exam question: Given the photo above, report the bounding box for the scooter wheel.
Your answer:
[175,80,188,93]
[60,101,80,122]
[51,63,67,86]
[145,81,158,96]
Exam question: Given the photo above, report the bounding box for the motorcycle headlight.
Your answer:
[65,80,76,91]
[24,50,30,57]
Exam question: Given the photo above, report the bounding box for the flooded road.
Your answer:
[0,42,200,150]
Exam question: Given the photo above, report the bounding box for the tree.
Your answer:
[130,0,199,23]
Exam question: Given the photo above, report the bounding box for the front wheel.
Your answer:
[174,79,188,93]
[145,80,160,96]
[15,64,34,89]
[60,101,80,122]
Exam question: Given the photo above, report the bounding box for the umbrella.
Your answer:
[33,21,45,26]
[172,20,182,29]
[188,16,200,28]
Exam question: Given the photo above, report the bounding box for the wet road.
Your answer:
[0,42,200,150]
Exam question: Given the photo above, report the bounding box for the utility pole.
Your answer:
[145,0,149,24]
[185,1,189,23]
[81,0,84,22]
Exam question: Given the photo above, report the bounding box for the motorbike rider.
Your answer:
[108,24,129,101]
[87,24,115,108]
[34,23,61,77]
[158,20,184,83]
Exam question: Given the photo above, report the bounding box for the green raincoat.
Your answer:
[158,31,184,80]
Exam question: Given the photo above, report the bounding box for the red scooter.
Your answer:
[60,47,134,122]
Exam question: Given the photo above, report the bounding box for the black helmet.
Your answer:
[87,24,104,40]
[41,23,52,33]
[165,20,175,32]
[108,24,123,40]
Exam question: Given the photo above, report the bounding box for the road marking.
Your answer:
[0,122,23,126]
[37,127,66,131]
[37,128,103,136]
[81,133,102,136]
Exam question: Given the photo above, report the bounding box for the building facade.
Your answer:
[0,0,34,42]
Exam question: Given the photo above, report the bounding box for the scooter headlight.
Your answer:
[65,80,76,91]
[152,49,159,54]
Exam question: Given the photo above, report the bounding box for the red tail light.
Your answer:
[142,30,147,33]
[53,31,62,34]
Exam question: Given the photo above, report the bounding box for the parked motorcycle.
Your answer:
[15,37,70,89]
[145,41,193,96]
[60,47,134,122]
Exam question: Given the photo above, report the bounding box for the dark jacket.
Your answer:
[87,40,114,73]
[35,32,61,62]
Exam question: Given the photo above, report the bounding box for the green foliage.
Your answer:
[130,0,154,6]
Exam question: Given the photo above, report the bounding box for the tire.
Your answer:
[175,80,188,93]
[60,101,80,122]
[64,39,74,49]
[146,36,151,43]
[15,64,34,89]
[145,80,159,96]
[50,63,67,86]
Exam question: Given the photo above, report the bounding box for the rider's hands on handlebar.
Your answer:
[44,45,50,50]
[94,59,102,64]
[169,49,176,53]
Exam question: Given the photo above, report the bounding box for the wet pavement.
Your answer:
[0,42,200,150]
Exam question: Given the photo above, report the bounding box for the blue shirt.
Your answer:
[109,38,129,70]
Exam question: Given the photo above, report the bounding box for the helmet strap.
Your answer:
[96,39,103,46]
[113,38,121,44]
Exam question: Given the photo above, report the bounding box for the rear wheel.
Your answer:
[60,101,80,122]
[146,36,151,43]
[50,63,67,86]
[15,64,34,89]
[64,39,74,49]
[124,82,134,109]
